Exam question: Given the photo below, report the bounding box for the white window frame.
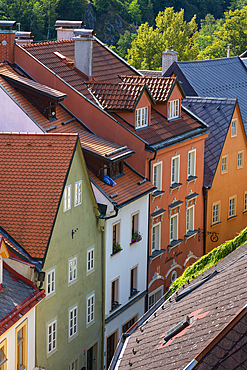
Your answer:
[64,185,72,212]
[47,319,57,356]
[86,292,95,327]
[229,196,236,218]
[148,286,163,309]
[46,268,55,297]
[68,305,78,340]
[187,149,196,177]
[136,107,148,129]
[153,161,162,191]
[74,180,82,207]
[221,156,228,173]
[171,155,180,184]
[111,277,119,310]
[212,202,220,224]
[68,257,77,285]
[87,247,94,274]
[168,99,179,119]
[170,213,178,242]
[69,358,79,370]
[151,223,161,253]
[130,265,138,297]
[237,151,243,168]
[112,221,121,254]
[186,205,194,234]
[244,192,247,212]
[231,119,237,137]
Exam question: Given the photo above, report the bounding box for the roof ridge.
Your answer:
[119,75,176,80]
[184,96,237,103]
[23,38,74,48]
[0,132,78,136]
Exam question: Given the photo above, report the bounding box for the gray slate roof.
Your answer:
[116,243,247,370]
[0,267,35,320]
[182,97,236,188]
[164,57,247,132]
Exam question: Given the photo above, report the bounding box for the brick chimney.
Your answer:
[55,20,84,40]
[0,21,16,63]
[74,29,95,79]
[162,48,178,76]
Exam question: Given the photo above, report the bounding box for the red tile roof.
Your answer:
[119,75,179,102]
[89,162,155,207]
[0,132,78,259]
[85,82,148,111]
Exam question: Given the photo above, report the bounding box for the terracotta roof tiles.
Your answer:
[0,132,78,259]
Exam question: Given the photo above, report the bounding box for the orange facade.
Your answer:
[205,104,247,253]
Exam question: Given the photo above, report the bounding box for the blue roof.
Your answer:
[164,57,247,132]
[182,97,236,188]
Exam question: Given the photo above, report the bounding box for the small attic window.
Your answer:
[168,100,179,119]
[44,103,57,121]
[136,107,148,129]
[163,315,194,344]
[110,161,123,179]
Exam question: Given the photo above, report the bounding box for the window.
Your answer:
[229,196,236,218]
[16,321,27,370]
[68,257,77,284]
[107,331,118,369]
[47,269,55,296]
[151,223,160,253]
[130,266,138,297]
[148,287,163,309]
[112,222,121,254]
[188,150,196,177]
[136,107,148,128]
[69,359,78,370]
[221,156,228,173]
[168,100,179,119]
[111,278,119,310]
[231,119,237,137]
[171,155,180,184]
[212,202,220,224]
[237,151,243,168]
[87,293,95,325]
[122,315,137,333]
[64,185,72,211]
[244,192,247,212]
[74,180,82,206]
[153,162,162,191]
[47,320,57,354]
[170,270,177,284]
[131,213,139,242]
[170,214,178,242]
[0,339,7,370]
[69,306,78,339]
[186,206,194,234]
[87,248,94,273]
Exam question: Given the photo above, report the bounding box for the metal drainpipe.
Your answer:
[203,187,208,255]
[145,149,157,311]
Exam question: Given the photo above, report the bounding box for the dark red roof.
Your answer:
[0,132,78,259]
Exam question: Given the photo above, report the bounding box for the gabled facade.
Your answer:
[183,97,247,253]
[0,132,103,370]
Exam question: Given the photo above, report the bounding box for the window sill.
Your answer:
[130,240,140,246]
[110,248,122,257]
[168,239,183,252]
[211,221,221,227]
[152,190,165,201]
[228,215,237,221]
[149,249,166,262]
[168,116,181,122]
[187,175,198,186]
[110,302,121,312]
[129,289,139,299]
[184,230,198,243]
[170,182,182,194]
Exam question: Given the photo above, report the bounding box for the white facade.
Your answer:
[91,183,149,367]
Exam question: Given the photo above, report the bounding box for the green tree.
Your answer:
[195,14,223,51]
[127,7,199,69]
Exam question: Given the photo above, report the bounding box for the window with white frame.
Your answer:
[188,150,196,177]
[151,223,160,253]
[186,206,194,234]
[47,269,55,295]
[170,214,178,242]
[231,119,237,137]
[136,107,148,128]
[69,306,78,338]
[111,278,119,310]
[87,293,95,325]
[130,266,138,297]
[237,151,243,168]
[212,202,220,224]
[229,196,236,218]
[221,156,227,173]
[112,222,121,254]
[87,248,94,273]
[245,192,247,212]
[47,320,57,354]
[171,155,180,184]
[131,213,139,243]
[153,162,162,191]
[68,257,77,284]
[148,287,163,309]
[69,359,78,370]
[64,185,72,211]
[168,100,179,119]
[74,180,82,206]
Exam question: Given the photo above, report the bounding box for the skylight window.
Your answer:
[163,316,194,344]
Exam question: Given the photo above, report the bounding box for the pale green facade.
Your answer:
[35,141,103,370]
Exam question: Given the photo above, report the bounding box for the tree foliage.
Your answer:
[126,7,199,69]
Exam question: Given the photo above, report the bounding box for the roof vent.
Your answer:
[15,31,33,45]
[163,315,194,344]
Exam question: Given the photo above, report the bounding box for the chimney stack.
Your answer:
[15,31,33,45]
[0,21,16,63]
[74,29,95,79]
[55,20,84,40]
[162,47,178,76]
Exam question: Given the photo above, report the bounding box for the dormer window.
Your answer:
[168,100,179,119]
[136,107,148,129]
